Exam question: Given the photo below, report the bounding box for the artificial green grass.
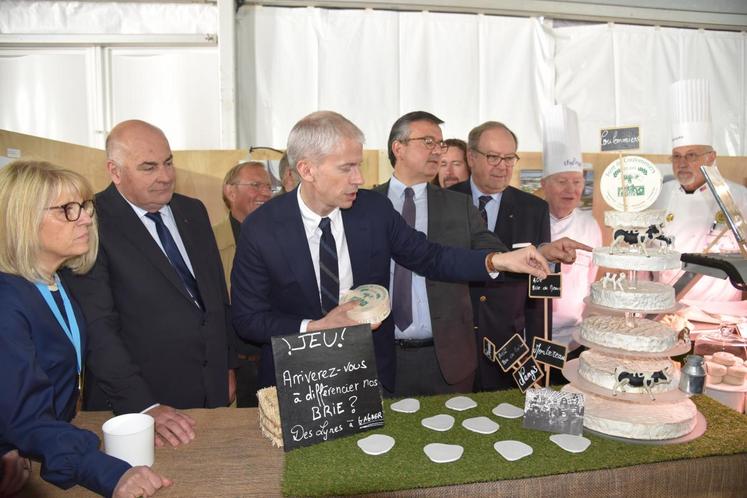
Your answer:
[282,391,747,496]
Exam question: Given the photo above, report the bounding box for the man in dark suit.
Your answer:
[451,121,585,390]
[64,120,237,447]
[230,111,553,395]
[373,111,507,395]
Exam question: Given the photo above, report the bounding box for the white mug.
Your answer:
[102,413,155,467]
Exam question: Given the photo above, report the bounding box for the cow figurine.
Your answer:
[642,223,673,249]
[612,366,671,401]
[611,227,649,255]
[611,223,672,255]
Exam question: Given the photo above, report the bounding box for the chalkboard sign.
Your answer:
[531,337,568,369]
[483,337,497,362]
[496,333,529,372]
[600,126,640,152]
[271,324,384,451]
[528,273,562,299]
[512,356,544,393]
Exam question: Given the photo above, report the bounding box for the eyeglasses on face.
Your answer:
[669,151,712,164]
[45,199,95,222]
[231,181,273,192]
[472,149,520,167]
[402,136,449,152]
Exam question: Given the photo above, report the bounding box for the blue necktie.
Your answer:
[478,195,492,225]
[393,187,415,331]
[145,211,203,310]
[318,217,339,315]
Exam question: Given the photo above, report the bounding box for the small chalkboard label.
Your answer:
[532,337,568,369]
[271,324,384,451]
[600,126,640,152]
[496,333,529,372]
[512,356,544,393]
[483,337,497,362]
[528,273,562,299]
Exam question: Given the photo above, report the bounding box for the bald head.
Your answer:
[106,120,168,164]
[105,120,176,212]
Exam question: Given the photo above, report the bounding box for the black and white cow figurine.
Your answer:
[612,366,671,400]
[611,223,672,255]
[642,223,673,247]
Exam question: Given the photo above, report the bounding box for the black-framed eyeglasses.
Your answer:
[669,151,712,164]
[45,200,95,222]
[472,149,520,167]
[231,181,273,192]
[402,136,449,152]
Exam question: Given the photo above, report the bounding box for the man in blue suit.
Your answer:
[230,111,557,394]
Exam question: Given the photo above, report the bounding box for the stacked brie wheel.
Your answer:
[564,162,699,441]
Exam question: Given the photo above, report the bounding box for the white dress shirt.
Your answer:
[120,192,196,277]
[296,185,354,331]
[469,177,503,232]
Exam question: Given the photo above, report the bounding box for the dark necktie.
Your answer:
[393,187,415,331]
[145,211,203,310]
[318,217,339,315]
[478,195,492,225]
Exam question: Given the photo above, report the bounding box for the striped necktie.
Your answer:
[318,217,339,315]
[478,195,492,225]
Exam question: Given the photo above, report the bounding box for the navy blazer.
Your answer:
[0,272,129,497]
[230,188,494,392]
[450,182,551,390]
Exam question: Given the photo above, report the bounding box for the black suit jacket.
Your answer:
[372,182,507,384]
[64,184,237,413]
[450,182,551,390]
[230,188,496,392]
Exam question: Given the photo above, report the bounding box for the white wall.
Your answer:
[1,2,745,155]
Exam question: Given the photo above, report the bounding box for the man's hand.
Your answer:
[113,466,172,498]
[490,246,550,279]
[228,369,237,405]
[145,405,196,448]
[538,237,593,264]
[0,450,30,496]
[307,301,359,332]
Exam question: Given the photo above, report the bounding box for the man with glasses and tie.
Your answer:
[230,111,561,396]
[65,120,238,448]
[213,161,272,407]
[451,121,585,391]
[651,79,747,302]
[373,111,507,396]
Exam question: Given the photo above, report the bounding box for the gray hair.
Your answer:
[286,111,365,168]
[467,121,518,152]
[278,152,299,186]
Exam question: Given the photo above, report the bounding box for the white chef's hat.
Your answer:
[542,104,583,178]
[670,79,712,148]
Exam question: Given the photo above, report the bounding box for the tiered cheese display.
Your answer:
[563,156,701,441]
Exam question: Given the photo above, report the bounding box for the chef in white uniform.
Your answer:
[652,79,747,302]
[540,105,602,348]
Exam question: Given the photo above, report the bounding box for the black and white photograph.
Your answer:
[523,388,585,436]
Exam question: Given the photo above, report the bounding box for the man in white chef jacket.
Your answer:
[652,79,747,302]
[540,104,602,349]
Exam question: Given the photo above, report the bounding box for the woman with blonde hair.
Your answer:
[0,160,171,497]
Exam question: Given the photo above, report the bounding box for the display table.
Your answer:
[19,401,747,498]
